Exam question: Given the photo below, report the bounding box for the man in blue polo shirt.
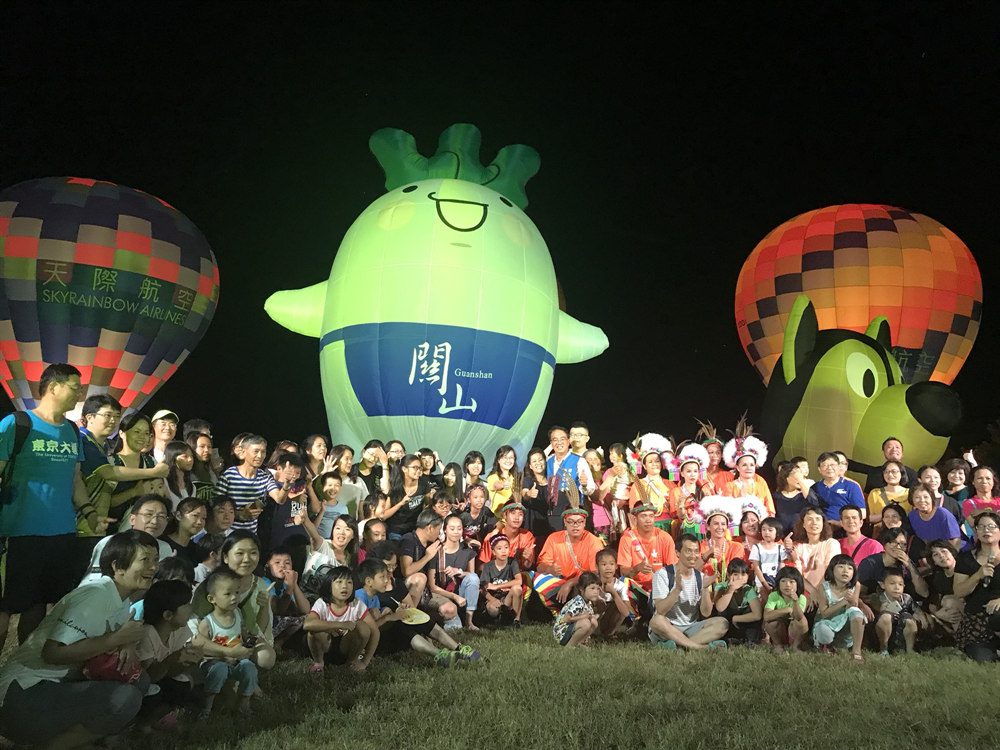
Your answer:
[812,452,866,531]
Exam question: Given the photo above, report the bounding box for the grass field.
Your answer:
[103,625,997,750]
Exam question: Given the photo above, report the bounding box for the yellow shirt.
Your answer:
[867,486,911,516]
[486,472,515,513]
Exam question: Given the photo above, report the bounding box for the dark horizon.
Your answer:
[2,4,998,459]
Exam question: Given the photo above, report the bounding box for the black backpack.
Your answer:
[0,412,32,506]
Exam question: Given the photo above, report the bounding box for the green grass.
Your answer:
[120,626,999,750]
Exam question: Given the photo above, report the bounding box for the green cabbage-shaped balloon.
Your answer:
[265,124,608,462]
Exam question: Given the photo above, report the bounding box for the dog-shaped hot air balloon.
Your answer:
[760,295,961,480]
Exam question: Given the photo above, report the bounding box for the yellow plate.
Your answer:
[400,608,430,625]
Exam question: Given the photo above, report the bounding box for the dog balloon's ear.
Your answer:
[781,295,818,385]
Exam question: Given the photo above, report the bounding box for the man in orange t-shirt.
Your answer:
[533,507,605,606]
[617,502,678,595]
[480,502,537,571]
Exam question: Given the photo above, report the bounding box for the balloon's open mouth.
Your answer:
[428,192,487,232]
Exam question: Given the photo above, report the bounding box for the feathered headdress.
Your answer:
[737,497,768,522]
[698,495,744,528]
[632,432,673,460]
[722,413,768,470]
[676,443,710,476]
[695,418,724,447]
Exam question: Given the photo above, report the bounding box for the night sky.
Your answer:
[2,4,998,456]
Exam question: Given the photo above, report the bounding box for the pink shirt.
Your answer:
[840,535,884,562]
[961,496,1000,520]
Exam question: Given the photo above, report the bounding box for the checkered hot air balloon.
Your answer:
[735,204,982,385]
[0,177,220,416]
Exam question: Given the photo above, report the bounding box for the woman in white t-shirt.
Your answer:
[301,512,359,592]
[0,530,158,747]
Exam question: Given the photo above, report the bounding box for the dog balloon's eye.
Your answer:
[862,369,876,398]
[847,352,880,399]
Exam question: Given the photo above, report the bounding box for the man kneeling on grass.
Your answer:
[648,534,729,650]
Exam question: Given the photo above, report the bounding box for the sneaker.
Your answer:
[879,650,890,657]
[707,640,728,650]
[512,619,522,629]
[655,639,677,650]
[455,645,481,662]
[435,649,457,668]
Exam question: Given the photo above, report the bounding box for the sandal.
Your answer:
[852,653,865,663]
[308,662,325,674]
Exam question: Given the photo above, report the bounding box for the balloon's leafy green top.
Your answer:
[369,123,540,211]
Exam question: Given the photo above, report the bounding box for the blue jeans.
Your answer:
[444,572,480,628]
[201,659,258,696]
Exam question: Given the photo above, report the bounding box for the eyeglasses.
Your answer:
[137,511,169,521]
[886,540,906,548]
[406,464,422,471]
[569,431,589,438]
[977,524,999,532]
[94,411,120,421]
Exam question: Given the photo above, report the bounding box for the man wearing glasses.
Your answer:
[74,395,169,579]
[544,426,596,532]
[568,422,590,457]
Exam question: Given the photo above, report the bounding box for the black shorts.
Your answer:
[1,534,79,613]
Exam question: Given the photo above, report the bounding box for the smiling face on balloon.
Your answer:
[329,178,555,325]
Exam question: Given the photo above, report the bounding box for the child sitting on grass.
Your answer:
[262,546,311,653]
[812,554,867,661]
[304,566,379,673]
[763,566,808,654]
[479,534,524,627]
[137,579,201,727]
[593,547,630,638]
[355,558,480,667]
[552,572,604,648]
[196,568,263,718]
[748,517,788,593]
[875,567,919,655]
[712,558,762,645]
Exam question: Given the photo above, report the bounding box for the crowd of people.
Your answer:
[0,363,998,747]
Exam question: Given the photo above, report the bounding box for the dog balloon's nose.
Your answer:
[905,381,962,437]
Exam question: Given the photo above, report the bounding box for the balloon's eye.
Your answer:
[402,185,417,193]
[499,196,513,207]
[846,351,880,399]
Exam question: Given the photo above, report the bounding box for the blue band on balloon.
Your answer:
[319,322,555,429]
